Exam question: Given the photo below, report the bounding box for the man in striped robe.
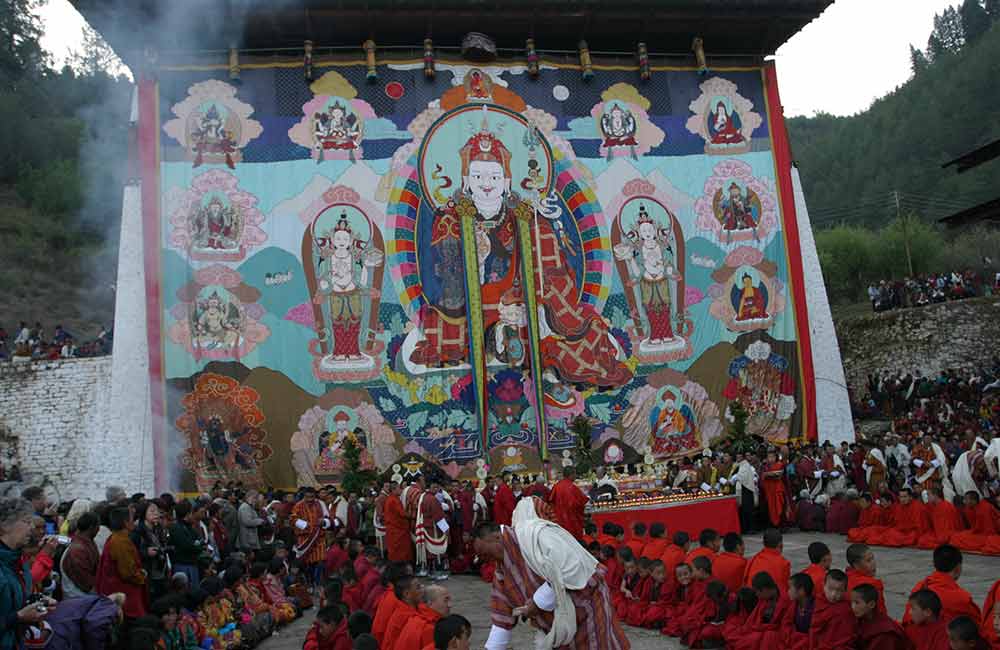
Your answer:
[473,497,630,650]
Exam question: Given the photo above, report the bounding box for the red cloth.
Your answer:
[827,499,860,534]
[493,483,516,526]
[342,584,361,613]
[548,478,588,538]
[643,538,669,560]
[761,462,788,527]
[744,548,791,597]
[686,546,717,565]
[384,495,414,563]
[30,551,53,585]
[662,579,713,638]
[810,596,859,650]
[393,604,441,650]
[323,544,349,575]
[904,572,982,626]
[304,619,351,650]
[881,500,931,548]
[660,544,688,578]
[612,572,641,616]
[804,563,827,597]
[383,600,419,650]
[358,567,381,610]
[95,530,148,618]
[859,612,909,650]
[639,578,677,628]
[847,568,887,616]
[848,505,891,543]
[714,551,748,594]
[917,500,964,550]
[729,596,795,650]
[981,579,999,645]
[950,501,1000,553]
[625,575,654,626]
[626,538,647,559]
[592,496,740,540]
[905,619,950,650]
[354,555,373,583]
[605,557,623,593]
[372,588,400,643]
[362,581,385,616]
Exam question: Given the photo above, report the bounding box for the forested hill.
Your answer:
[788,6,1000,227]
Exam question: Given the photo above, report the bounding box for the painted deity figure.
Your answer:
[600,104,637,147]
[492,284,528,368]
[193,197,238,250]
[650,394,696,456]
[412,110,632,387]
[313,102,361,161]
[732,273,769,322]
[314,216,382,361]
[194,292,241,349]
[191,104,237,168]
[617,205,679,344]
[708,101,744,146]
[721,183,757,231]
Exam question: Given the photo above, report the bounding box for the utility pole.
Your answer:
[894,190,914,277]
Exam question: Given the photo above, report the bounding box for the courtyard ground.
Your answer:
[259,531,1000,650]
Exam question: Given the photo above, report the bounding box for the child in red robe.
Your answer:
[660,531,691,578]
[685,580,731,648]
[804,542,833,597]
[643,523,669,561]
[847,543,887,616]
[639,560,675,629]
[611,552,638,616]
[788,572,817,650]
[722,588,760,647]
[602,545,623,594]
[811,569,859,650]
[906,589,950,650]
[715,533,748,595]
[627,522,648,559]
[744,529,791,597]
[662,556,713,638]
[904,545,982,627]
[982,578,1000,648]
[687,528,721,564]
[948,616,991,650]
[582,523,598,548]
[730,572,795,650]
[624,557,654,626]
[852,583,908,650]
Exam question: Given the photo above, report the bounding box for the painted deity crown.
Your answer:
[334,213,352,234]
[333,410,350,422]
[636,204,653,226]
[460,106,512,178]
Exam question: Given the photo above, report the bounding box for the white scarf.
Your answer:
[865,448,886,485]
[951,450,981,497]
[730,460,759,506]
[985,438,1000,479]
[511,498,598,648]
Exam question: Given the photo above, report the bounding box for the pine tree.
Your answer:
[909,44,929,75]
[986,0,1000,20]
[934,7,967,52]
[960,0,992,42]
[0,0,45,87]
[926,33,947,62]
[68,24,123,77]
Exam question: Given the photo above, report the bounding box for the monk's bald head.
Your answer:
[424,584,451,616]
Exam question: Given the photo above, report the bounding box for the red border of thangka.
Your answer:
[138,78,167,492]
[762,62,818,442]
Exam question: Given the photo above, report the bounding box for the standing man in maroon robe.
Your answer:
[493,473,516,527]
[548,467,589,539]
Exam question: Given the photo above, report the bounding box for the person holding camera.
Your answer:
[1,498,56,650]
[131,501,171,600]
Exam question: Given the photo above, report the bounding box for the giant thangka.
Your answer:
[135,56,846,492]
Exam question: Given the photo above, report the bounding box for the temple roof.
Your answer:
[70,0,833,69]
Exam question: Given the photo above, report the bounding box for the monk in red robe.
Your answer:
[919,488,965,550]
[626,523,648,559]
[744,529,791,598]
[981,579,1000,647]
[852,583,909,650]
[660,532,691,578]
[638,560,676,628]
[492,474,516,527]
[950,492,1000,554]
[382,574,422,650]
[760,450,788,528]
[548,466,588,538]
[383,483,414,564]
[881,488,931,547]
[848,494,891,543]
[611,553,639,616]
[811,570,859,650]
[715,533,748,595]
[686,528,720,565]
[624,559,654,626]
[643,523,669,560]
[846,543,887,616]
[665,556,716,640]
[906,589,951,650]
[371,563,406,644]
[804,541,833,597]
[731,572,795,650]
[904,545,982,626]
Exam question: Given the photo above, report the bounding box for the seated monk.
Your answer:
[744,529,791,598]
[661,557,714,638]
[848,494,891,543]
[853,583,909,650]
[903,545,982,626]
[601,546,623,597]
[646,562,693,628]
[624,558,654,626]
[881,488,931,548]
[846,544,887,616]
[729,572,795,650]
[682,580,732,647]
[638,560,675,629]
[950,492,1000,554]
[722,587,760,649]
[660,532,691,578]
[642,523,669,561]
[906,589,951,650]
[686,528,720,565]
[626,522,648,559]
[715,533,749,595]
[919,488,965,550]
[811,570,859,650]
[982,578,1000,648]
[948,615,991,650]
[804,542,833,597]
[611,552,638,616]
[788,573,816,650]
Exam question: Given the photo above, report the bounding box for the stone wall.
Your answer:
[837,297,1000,393]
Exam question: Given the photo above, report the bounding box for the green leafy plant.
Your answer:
[569,415,594,477]
[727,400,757,456]
[340,434,378,495]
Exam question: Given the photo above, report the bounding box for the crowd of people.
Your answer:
[866,270,987,313]
[3,418,1000,650]
[0,322,113,362]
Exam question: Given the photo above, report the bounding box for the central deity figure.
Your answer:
[410,109,632,388]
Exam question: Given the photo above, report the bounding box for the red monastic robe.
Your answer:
[904,572,982,626]
[548,478,589,539]
[492,483,516,527]
[858,612,909,650]
[881,500,931,548]
[714,551,748,595]
[626,537,647,559]
[950,501,1000,554]
[372,588,400,644]
[905,619,950,650]
[686,546,717,565]
[979,579,999,646]
[662,578,712,638]
[642,537,669,561]
[804,563,827,598]
[761,462,788,527]
[810,596,859,650]
[847,568,888,616]
[917,500,965,550]
[624,575,654,626]
[730,596,796,650]
[660,544,688,578]
[744,548,792,597]
[848,505,890,543]
[639,578,678,629]
[383,496,414,563]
